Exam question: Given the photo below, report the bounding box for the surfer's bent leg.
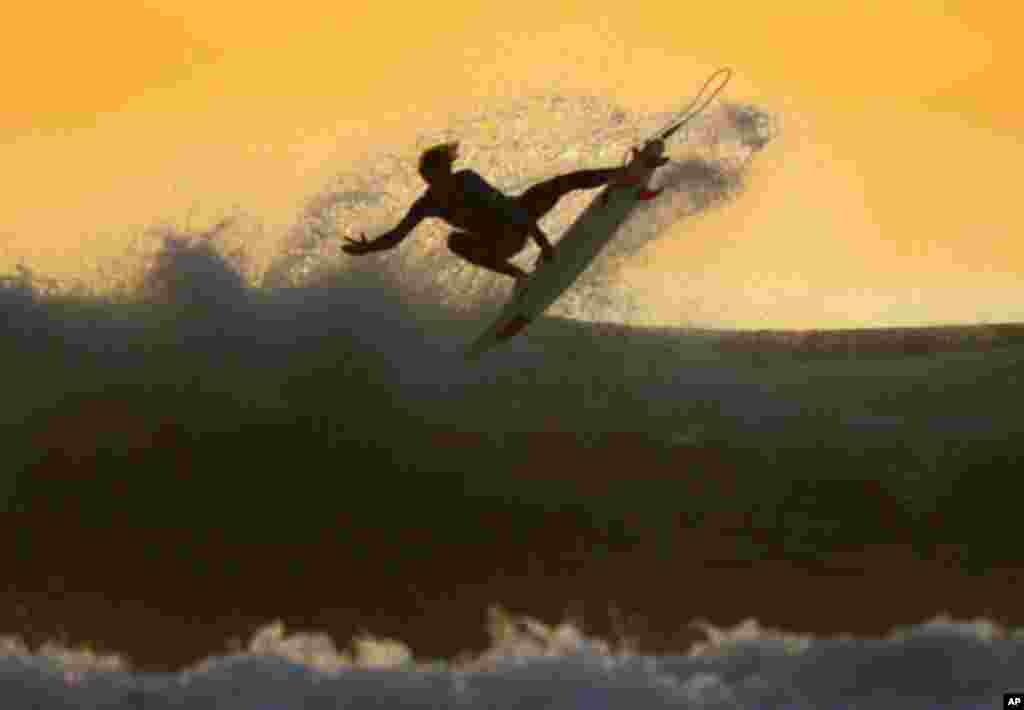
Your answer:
[447,231,529,281]
[516,168,621,220]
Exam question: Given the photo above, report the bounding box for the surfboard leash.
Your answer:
[653,67,733,145]
[620,67,734,168]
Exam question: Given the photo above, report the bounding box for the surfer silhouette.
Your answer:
[342,142,667,289]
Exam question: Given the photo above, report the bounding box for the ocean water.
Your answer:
[2,614,1022,709]
[2,95,1022,706]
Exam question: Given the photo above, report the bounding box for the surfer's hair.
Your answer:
[418,142,458,182]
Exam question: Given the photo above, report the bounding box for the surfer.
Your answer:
[342,142,667,289]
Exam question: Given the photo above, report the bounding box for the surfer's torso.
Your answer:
[423,169,534,236]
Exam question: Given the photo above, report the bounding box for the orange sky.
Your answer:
[1,1,1019,327]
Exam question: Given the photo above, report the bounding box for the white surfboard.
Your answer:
[464,68,733,360]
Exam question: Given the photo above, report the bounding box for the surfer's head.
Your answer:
[419,142,459,185]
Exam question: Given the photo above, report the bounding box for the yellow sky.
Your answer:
[1,0,1019,327]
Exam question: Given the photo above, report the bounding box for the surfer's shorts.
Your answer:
[447,229,529,262]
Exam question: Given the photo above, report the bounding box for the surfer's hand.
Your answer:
[343,233,375,255]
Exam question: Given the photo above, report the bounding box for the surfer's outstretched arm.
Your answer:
[343,194,435,254]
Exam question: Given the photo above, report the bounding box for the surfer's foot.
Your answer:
[630,152,670,171]
[615,150,670,186]
[629,142,671,168]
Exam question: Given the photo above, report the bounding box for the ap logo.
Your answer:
[1006,693,1023,708]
